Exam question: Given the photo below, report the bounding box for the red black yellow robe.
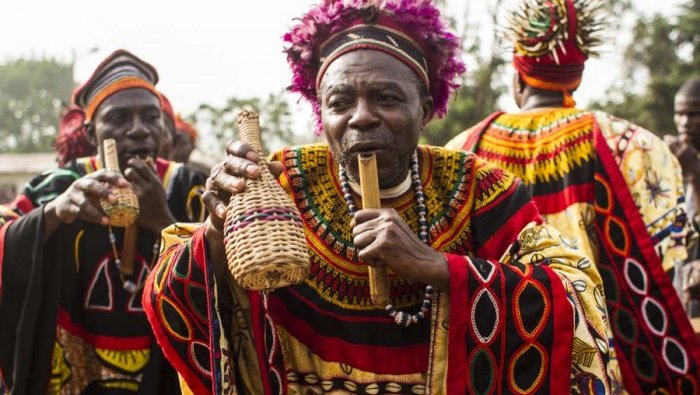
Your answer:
[145,144,611,394]
[0,157,206,394]
[448,108,700,394]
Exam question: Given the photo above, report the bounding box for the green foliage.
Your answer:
[591,0,699,136]
[189,91,300,154]
[423,59,506,145]
[0,58,74,152]
[422,0,507,146]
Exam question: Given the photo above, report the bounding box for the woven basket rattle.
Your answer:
[99,138,139,227]
[223,110,309,290]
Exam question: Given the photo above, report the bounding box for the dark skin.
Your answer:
[665,89,700,183]
[159,114,176,160]
[202,50,450,291]
[172,131,195,163]
[513,73,567,111]
[665,84,700,300]
[43,88,176,240]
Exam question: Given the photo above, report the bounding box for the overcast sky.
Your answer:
[0,0,684,126]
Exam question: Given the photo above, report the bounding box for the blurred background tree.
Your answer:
[188,91,313,156]
[424,0,633,145]
[422,0,506,146]
[0,58,73,152]
[591,0,699,135]
[0,0,693,155]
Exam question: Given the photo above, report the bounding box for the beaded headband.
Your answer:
[74,50,160,122]
[83,77,158,122]
[315,24,430,90]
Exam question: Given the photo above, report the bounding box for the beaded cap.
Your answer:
[504,0,607,105]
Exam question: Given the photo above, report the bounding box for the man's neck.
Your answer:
[519,96,564,112]
[347,171,412,199]
[519,87,566,111]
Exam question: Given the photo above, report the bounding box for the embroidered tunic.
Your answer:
[0,157,206,394]
[145,144,610,394]
[447,108,700,394]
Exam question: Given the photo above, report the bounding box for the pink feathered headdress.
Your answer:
[284,0,466,134]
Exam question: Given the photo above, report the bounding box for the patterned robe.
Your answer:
[144,144,611,394]
[447,108,700,394]
[0,157,206,394]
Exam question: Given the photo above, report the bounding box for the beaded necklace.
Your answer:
[338,151,433,327]
[107,225,160,294]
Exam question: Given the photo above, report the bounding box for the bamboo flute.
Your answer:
[358,153,391,306]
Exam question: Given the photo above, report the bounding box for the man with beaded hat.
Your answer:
[447,0,700,392]
[172,114,198,164]
[0,49,206,394]
[144,1,612,393]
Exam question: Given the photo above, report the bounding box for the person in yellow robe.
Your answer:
[447,0,700,393]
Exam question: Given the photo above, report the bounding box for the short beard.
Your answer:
[337,146,414,189]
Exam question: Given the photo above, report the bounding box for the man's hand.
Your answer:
[202,140,284,233]
[353,208,449,291]
[201,139,284,268]
[124,157,176,234]
[43,169,128,240]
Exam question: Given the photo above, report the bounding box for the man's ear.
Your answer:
[421,95,434,126]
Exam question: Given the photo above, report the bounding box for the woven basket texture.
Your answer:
[100,138,139,227]
[224,111,309,290]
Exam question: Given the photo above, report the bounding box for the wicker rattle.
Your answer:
[223,111,309,290]
[99,138,139,227]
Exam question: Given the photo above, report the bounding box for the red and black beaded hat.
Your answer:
[73,49,160,122]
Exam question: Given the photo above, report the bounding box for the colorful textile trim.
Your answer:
[593,127,700,393]
[83,76,158,122]
[0,152,206,393]
[144,225,214,394]
[448,108,700,393]
[145,144,608,394]
[446,251,574,394]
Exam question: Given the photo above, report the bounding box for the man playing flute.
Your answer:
[144,0,613,393]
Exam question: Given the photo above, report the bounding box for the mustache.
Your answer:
[341,131,393,152]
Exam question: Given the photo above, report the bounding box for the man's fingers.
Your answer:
[223,155,261,179]
[124,167,149,190]
[74,178,116,202]
[211,169,246,194]
[127,157,159,183]
[357,242,385,267]
[353,230,376,249]
[269,161,284,178]
[202,190,227,219]
[353,208,385,225]
[93,169,129,188]
[70,193,109,225]
[226,140,260,163]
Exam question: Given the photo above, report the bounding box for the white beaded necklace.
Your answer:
[338,151,433,327]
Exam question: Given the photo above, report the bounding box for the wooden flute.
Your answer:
[357,153,391,306]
